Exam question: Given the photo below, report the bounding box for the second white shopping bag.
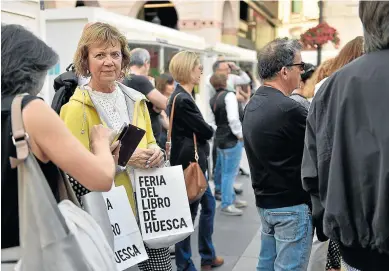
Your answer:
[134,165,194,249]
[102,185,148,271]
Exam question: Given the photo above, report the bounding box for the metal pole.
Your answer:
[159,46,165,74]
[317,0,324,65]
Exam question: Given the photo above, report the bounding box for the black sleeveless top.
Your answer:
[1,95,60,249]
[210,89,243,149]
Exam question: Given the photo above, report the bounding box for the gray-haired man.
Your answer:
[243,38,312,270]
[122,48,168,147]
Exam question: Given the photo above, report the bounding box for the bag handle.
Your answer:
[193,133,199,162]
[165,93,180,161]
[166,93,198,162]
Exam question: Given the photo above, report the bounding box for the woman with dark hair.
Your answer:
[155,73,175,149]
[156,73,175,98]
[1,24,116,252]
[303,58,334,100]
[290,63,316,109]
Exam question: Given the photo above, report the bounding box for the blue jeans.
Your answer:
[257,204,313,271]
[214,141,243,208]
[175,185,216,271]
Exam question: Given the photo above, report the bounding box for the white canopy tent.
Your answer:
[43,7,209,103]
[44,7,208,50]
[43,7,258,114]
[210,42,257,62]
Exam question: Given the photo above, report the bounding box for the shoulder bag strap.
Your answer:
[165,93,199,162]
[10,94,29,168]
[166,93,181,161]
[193,133,199,162]
[10,94,79,206]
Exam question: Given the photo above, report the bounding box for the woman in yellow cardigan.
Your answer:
[60,22,171,271]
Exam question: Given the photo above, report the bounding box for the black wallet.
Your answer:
[118,124,146,167]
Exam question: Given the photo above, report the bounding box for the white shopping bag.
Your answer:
[102,185,148,271]
[134,166,194,249]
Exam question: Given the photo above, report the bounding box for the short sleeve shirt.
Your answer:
[123,75,162,146]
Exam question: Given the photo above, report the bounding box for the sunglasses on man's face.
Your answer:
[286,62,306,71]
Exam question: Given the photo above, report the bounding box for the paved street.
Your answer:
[172,151,261,271]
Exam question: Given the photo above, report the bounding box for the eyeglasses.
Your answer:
[286,62,306,71]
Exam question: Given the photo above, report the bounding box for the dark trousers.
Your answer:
[175,185,216,271]
[212,140,217,180]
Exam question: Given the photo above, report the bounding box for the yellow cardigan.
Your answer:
[60,85,158,214]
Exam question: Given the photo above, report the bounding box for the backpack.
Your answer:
[51,63,78,114]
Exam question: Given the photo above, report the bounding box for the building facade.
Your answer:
[323,0,363,48]
[3,0,363,54]
[2,0,363,70]
[1,0,43,37]
[41,0,321,52]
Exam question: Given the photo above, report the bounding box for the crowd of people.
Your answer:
[243,1,389,271]
[1,1,389,271]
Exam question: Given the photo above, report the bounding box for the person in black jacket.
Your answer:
[243,38,312,270]
[302,2,389,270]
[167,51,224,271]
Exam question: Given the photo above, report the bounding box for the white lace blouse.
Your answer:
[86,84,130,132]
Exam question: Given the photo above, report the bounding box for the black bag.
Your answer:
[51,64,88,203]
[51,63,78,114]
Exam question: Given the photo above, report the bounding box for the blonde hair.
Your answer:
[169,51,200,85]
[73,22,131,77]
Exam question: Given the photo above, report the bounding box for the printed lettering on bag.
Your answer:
[114,245,142,264]
[138,175,189,234]
[106,198,113,210]
[106,198,124,237]
[103,187,149,270]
